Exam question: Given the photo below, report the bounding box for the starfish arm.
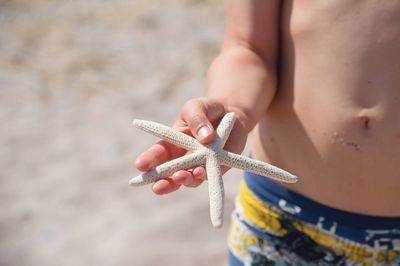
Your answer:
[220,151,298,183]
[129,151,206,186]
[133,119,201,152]
[215,112,236,147]
[205,153,224,228]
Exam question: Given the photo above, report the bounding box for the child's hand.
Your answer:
[135,98,248,195]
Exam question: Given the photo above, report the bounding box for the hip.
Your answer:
[228,172,400,266]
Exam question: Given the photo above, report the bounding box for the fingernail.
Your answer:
[197,126,211,140]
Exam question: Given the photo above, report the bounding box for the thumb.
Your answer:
[180,98,225,144]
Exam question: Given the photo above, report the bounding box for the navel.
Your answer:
[360,116,370,130]
[356,109,376,132]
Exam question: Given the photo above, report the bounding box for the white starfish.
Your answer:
[130,112,298,228]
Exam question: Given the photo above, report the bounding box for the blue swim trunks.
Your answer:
[228,172,400,266]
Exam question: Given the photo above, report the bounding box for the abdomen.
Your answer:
[252,0,400,215]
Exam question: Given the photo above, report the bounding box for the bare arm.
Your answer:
[135,0,281,194]
[207,0,280,132]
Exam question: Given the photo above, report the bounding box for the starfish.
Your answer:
[130,112,298,228]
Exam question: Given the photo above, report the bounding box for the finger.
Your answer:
[221,165,231,175]
[170,170,201,187]
[192,165,230,180]
[170,170,193,185]
[180,98,225,144]
[135,140,187,172]
[152,179,180,195]
[192,166,207,180]
[184,178,204,188]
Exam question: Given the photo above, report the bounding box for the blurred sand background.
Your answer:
[0,0,246,265]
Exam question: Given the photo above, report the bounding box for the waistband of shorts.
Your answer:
[244,171,400,229]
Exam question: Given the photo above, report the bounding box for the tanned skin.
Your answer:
[136,0,400,216]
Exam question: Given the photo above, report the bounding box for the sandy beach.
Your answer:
[0,0,246,265]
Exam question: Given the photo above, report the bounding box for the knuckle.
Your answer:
[188,113,205,129]
[181,98,201,113]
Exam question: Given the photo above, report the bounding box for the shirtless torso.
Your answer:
[253,0,400,216]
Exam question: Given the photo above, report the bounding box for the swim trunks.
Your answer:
[228,171,400,266]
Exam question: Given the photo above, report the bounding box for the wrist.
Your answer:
[226,105,254,134]
[206,97,257,134]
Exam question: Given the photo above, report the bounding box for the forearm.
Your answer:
[206,44,277,133]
